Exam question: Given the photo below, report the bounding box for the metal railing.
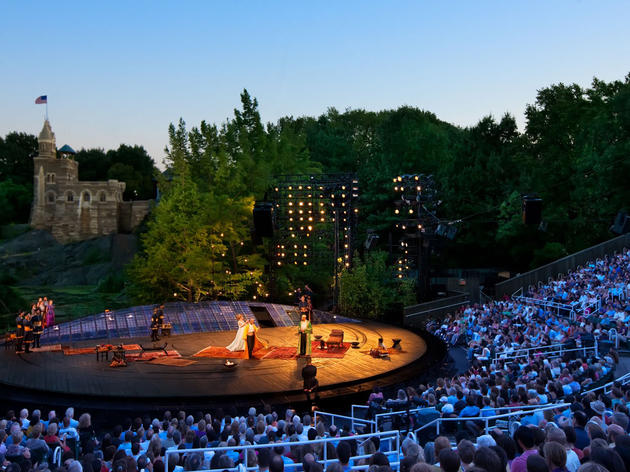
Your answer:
[414,403,570,438]
[493,341,598,363]
[314,410,375,434]
[163,429,401,472]
[513,295,577,320]
[583,371,630,396]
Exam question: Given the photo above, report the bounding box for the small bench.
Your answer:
[138,342,169,357]
[326,329,344,349]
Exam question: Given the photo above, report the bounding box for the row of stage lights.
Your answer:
[273,180,358,268]
[392,174,435,280]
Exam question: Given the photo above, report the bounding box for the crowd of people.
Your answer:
[2,254,629,472]
[4,386,630,472]
[13,297,56,353]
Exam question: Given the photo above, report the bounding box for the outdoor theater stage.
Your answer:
[0,313,427,408]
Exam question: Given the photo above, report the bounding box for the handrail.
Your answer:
[53,446,62,467]
[314,410,375,433]
[514,295,576,319]
[163,429,401,472]
[414,403,570,437]
[493,342,567,361]
[583,371,630,396]
[609,328,619,349]
[494,344,598,363]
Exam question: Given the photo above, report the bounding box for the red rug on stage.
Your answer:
[193,345,271,359]
[262,342,351,360]
[126,349,180,361]
[63,344,142,356]
[148,357,196,367]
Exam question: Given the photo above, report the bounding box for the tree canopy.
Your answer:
[3,73,630,317]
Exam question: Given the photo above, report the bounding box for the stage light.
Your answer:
[393,178,397,183]
[409,209,413,214]
[394,186,398,191]
[288,194,292,198]
[397,176,402,182]
[307,225,313,231]
[395,209,399,214]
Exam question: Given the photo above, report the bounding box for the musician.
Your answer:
[158,304,165,326]
[15,311,25,353]
[32,310,43,349]
[23,313,34,354]
[150,308,160,342]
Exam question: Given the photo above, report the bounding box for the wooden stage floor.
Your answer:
[0,322,426,405]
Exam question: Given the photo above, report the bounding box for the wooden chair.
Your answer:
[326,329,344,349]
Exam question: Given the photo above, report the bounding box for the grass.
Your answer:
[0,285,132,333]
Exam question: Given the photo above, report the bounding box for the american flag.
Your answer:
[35,95,47,104]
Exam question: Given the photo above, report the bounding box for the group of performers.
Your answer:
[224,312,313,359]
[14,297,55,353]
[226,314,265,359]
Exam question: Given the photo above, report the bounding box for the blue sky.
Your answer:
[1,1,628,167]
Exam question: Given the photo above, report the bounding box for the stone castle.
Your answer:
[29,120,152,243]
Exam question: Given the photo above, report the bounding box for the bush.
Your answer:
[96,272,126,293]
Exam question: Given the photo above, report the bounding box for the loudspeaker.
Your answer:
[522,196,542,225]
[253,202,274,239]
[611,212,630,235]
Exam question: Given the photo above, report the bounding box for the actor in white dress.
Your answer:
[226,314,247,351]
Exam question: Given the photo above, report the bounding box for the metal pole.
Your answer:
[333,208,340,309]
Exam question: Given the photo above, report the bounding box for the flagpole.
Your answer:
[46,100,49,121]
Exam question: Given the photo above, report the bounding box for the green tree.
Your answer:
[0,132,37,185]
[338,251,416,320]
[0,179,32,224]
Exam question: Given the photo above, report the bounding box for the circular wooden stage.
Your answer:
[0,321,427,409]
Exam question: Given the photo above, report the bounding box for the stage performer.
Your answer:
[297,314,312,357]
[15,311,25,352]
[32,310,43,348]
[150,308,160,342]
[226,314,247,352]
[243,318,259,359]
[23,313,34,354]
[45,299,55,328]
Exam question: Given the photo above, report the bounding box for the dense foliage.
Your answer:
[2,74,630,317]
[338,251,416,319]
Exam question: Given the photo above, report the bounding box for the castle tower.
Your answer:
[30,119,79,230]
[29,118,152,243]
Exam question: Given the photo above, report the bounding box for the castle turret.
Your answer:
[38,120,56,158]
